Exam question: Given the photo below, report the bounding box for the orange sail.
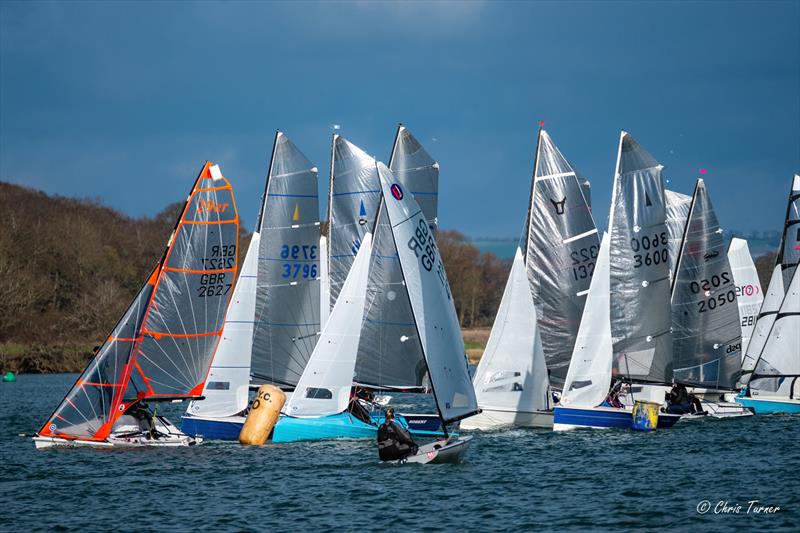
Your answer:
[39,162,239,441]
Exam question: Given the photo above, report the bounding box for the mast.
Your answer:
[256,131,280,230]
[523,123,544,264]
[670,179,700,297]
[326,133,337,296]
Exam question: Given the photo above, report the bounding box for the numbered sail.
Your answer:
[251,132,321,388]
[285,234,373,417]
[665,189,692,277]
[670,180,741,389]
[40,162,239,441]
[472,248,549,413]
[353,126,437,389]
[728,238,763,355]
[561,233,613,407]
[188,232,260,418]
[378,164,478,424]
[777,174,800,288]
[749,265,800,395]
[328,136,382,310]
[526,129,599,386]
[389,125,439,226]
[609,132,673,383]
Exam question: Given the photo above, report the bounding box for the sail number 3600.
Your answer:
[631,232,668,268]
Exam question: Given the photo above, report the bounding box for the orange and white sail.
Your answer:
[38,162,239,442]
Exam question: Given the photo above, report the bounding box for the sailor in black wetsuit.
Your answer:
[377,408,418,461]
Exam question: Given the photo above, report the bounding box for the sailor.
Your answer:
[377,408,418,461]
[665,383,693,414]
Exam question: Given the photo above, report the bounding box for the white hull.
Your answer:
[460,408,553,430]
[395,436,473,465]
[683,399,754,419]
[34,417,201,449]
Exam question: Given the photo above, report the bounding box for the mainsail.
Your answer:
[389,124,439,226]
[665,189,692,277]
[284,234,373,417]
[40,162,239,441]
[250,132,321,388]
[378,163,478,424]
[525,129,599,386]
[670,179,741,389]
[727,238,763,355]
[472,248,549,413]
[609,132,673,383]
[748,264,800,396]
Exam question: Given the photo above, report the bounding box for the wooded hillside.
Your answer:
[0,182,506,373]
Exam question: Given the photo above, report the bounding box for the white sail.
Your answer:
[740,264,784,384]
[284,233,373,417]
[728,238,763,355]
[187,233,260,418]
[378,163,478,424]
[561,233,612,407]
[471,248,549,414]
[749,265,800,396]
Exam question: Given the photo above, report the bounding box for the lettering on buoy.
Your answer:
[239,384,286,446]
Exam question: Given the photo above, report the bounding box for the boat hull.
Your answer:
[683,400,754,419]
[181,411,442,440]
[460,408,553,430]
[736,396,800,414]
[271,412,379,443]
[393,435,473,465]
[553,405,681,431]
[34,416,201,448]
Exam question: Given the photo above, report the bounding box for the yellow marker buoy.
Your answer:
[239,384,286,445]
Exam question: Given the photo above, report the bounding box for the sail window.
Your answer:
[206,381,230,390]
[305,388,333,399]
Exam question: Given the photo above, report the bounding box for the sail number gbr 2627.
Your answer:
[408,219,452,300]
[197,244,235,297]
[631,232,668,268]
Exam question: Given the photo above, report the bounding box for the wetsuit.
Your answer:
[377,420,417,461]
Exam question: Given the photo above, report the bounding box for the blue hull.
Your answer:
[182,411,442,441]
[736,397,800,414]
[181,415,244,440]
[554,406,681,430]
[272,412,380,443]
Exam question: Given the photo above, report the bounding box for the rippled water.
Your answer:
[2,374,798,532]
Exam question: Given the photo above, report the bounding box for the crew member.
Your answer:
[377,408,418,461]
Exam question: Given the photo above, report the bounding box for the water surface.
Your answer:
[2,374,797,532]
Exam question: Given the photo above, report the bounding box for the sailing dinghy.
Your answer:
[181,132,321,440]
[35,162,239,448]
[668,179,752,418]
[737,174,800,414]
[554,132,681,431]
[464,128,598,430]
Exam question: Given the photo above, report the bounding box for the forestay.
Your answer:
[251,132,321,388]
[749,265,800,396]
[561,233,613,407]
[284,234,373,417]
[670,180,741,390]
[727,238,763,355]
[39,162,239,441]
[525,129,599,386]
[472,248,549,413]
[609,132,673,383]
[665,189,692,278]
[378,163,478,424]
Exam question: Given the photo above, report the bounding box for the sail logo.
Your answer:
[703,250,719,261]
[351,238,361,255]
[726,342,741,354]
[292,204,300,222]
[550,197,567,215]
[391,183,404,201]
[196,199,229,213]
[358,199,367,225]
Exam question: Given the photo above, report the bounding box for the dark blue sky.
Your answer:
[1,1,798,237]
